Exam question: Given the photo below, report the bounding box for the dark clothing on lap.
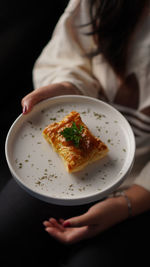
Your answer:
[0,179,149,267]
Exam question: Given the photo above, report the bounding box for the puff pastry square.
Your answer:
[42,111,108,173]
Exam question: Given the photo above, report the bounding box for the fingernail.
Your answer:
[22,105,27,114]
[63,221,71,227]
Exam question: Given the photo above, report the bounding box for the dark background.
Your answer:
[0,0,68,191]
[1,4,150,266]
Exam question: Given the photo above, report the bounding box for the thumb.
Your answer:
[63,212,94,228]
[21,91,38,114]
[21,85,55,114]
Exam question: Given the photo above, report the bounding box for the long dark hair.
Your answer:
[88,0,148,77]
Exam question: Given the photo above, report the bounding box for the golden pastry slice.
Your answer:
[42,111,108,173]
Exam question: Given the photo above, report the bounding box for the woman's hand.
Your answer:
[43,196,129,244]
[21,82,81,114]
[43,184,150,244]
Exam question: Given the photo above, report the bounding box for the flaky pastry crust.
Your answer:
[43,111,108,173]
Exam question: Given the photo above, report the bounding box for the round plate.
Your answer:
[5,95,135,205]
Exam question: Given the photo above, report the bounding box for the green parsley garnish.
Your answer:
[60,122,83,147]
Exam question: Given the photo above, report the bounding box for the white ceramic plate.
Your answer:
[5,95,135,205]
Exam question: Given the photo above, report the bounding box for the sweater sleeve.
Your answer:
[134,161,150,192]
[33,0,100,98]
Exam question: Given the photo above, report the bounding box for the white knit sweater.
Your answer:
[33,0,150,192]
